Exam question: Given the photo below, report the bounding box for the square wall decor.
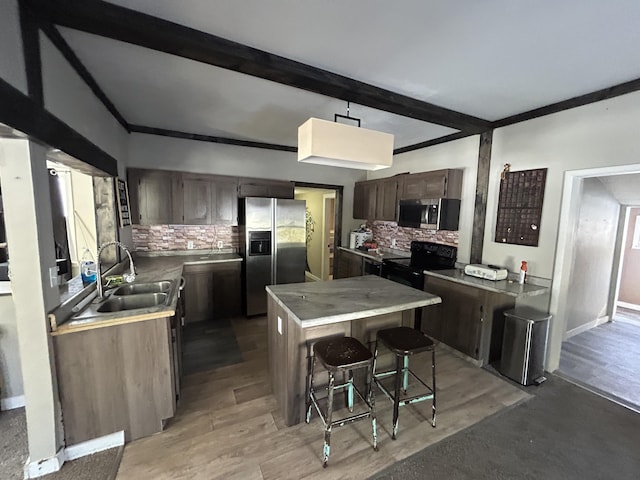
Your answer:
[495,168,547,246]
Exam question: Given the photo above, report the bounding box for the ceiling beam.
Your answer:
[129,125,297,152]
[0,78,119,176]
[23,0,492,134]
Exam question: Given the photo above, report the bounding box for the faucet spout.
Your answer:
[96,241,136,299]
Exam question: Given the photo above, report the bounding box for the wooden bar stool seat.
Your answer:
[305,336,378,467]
[373,326,436,440]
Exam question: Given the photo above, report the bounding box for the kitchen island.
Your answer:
[266,275,441,426]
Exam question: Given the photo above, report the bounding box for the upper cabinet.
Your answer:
[128,168,182,225]
[129,168,238,225]
[375,175,404,221]
[353,180,378,220]
[238,178,294,199]
[400,169,462,200]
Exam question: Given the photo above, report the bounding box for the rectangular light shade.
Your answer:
[298,118,393,170]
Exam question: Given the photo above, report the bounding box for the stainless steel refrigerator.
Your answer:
[241,197,306,316]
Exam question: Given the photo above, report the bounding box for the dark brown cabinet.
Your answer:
[421,276,515,365]
[375,175,403,221]
[334,249,364,279]
[238,178,294,199]
[183,261,241,323]
[182,174,239,225]
[353,180,378,220]
[400,169,463,200]
[128,168,182,225]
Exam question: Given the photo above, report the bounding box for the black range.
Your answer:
[381,241,457,329]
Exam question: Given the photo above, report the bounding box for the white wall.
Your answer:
[565,178,619,332]
[0,294,23,403]
[369,135,480,263]
[40,33,129,164]
[0,0,27,94]
[127,133,365,244]
[487,90,640,279]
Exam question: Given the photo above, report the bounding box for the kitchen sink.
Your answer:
[112,280,173,296]
[97,293,169,312]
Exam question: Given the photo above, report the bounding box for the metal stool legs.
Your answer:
[305,337,377,467]
[373,326,436,440]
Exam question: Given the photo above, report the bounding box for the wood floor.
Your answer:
[559,308,640,412]
[116,316,529,480]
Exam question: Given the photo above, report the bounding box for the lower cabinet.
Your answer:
[183,261,241,323]
[334,249,364,279]
[421,276,515,365]
[53,318,176,444]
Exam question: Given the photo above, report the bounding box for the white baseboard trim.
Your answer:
[24,448,65,479]
[65,430,125,461]
[1,394,25,410]
[564,315,610,339]
[304,271,322,282]
[617,301,640,312]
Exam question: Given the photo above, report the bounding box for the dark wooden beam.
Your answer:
[23,0,491,133]
[129,125,297,152]
[470,130,492,264]
[393,131,473,155]
[39,22,131,132]
[19,2,43,105]
[493,77,640,129]
[0,78,118,176]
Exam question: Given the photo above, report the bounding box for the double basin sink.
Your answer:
[69,280,176,323]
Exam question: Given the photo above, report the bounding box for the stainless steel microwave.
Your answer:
[398,198,460,230]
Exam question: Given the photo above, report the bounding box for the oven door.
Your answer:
[381,262,424,290]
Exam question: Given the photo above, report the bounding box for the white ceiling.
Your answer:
[57,0,640,150]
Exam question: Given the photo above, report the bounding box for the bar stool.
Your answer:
[305,336,378,467]
[373,326,436,440]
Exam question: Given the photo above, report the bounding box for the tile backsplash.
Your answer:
[132,224,239,252]
[370,221,458,251]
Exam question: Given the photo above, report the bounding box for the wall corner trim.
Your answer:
[24,448,65,479]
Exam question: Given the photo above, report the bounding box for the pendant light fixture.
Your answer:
[298,102,394,170]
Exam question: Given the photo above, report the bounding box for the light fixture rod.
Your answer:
[334,101,360,127]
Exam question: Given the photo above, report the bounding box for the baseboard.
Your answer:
[304,271,322,282]
[1,394,25,410]
[65,430,125,461]
[24,448,65,479]
[617,301,640,312]
[564,316,610,339]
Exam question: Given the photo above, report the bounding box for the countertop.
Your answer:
[266,275,441,328]
[51,251,242,335]
[424,268,549,297]
[337,246,410,263]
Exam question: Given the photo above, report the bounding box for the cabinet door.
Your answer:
[211,262,241,319]
[422,276,483,359]
[211,177,238,225]
[353,181,378,220]
[375,176,401,221]
[334,250,364,279]
[129,169,180,225]
[238,179,294,199]
[183,267,214,324]
[183,176,212,225]
[400,169,463,200]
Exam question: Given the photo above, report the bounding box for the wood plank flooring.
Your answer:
[559,308,640,412]
[116,316,529,480]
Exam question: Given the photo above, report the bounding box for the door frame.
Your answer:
[321,192,336,280]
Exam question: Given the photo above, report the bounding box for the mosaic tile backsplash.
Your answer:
[370,221,459,251]
[132,224,240,252]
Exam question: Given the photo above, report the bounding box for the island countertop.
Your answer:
[266,275,441,328]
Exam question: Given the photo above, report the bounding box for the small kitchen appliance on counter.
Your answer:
[349,230,373,249]
[464,264,509,281]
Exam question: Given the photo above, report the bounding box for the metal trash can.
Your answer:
[499,307,551,386]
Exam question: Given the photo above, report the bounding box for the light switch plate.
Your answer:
[277,316,283,335]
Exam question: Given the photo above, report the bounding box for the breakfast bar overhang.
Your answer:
[266,275,442,426]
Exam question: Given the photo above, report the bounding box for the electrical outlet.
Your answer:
[391,238,396,248]
[49,266,59,288]
[187,240,194,250]
[217,240,224,250]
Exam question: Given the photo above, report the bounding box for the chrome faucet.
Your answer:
[96,241,136,299]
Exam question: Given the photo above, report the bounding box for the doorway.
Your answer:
[552,170,640,412]
[294,184,342,282]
